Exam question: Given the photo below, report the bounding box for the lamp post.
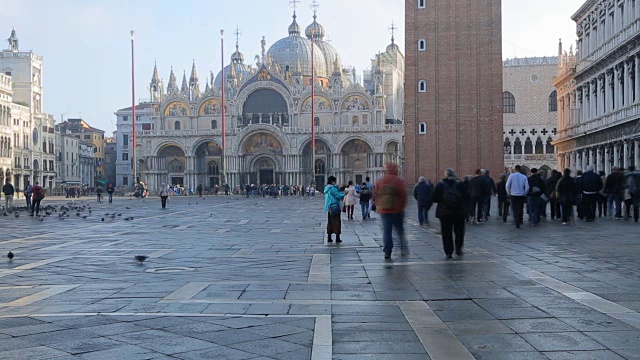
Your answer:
[220,29,226,188]
[130,30,137,188]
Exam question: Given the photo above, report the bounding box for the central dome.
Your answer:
[267,14,328,78]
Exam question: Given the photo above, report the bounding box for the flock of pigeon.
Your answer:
[3,201,147,264]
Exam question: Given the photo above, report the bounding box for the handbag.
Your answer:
[371,202,377,212]
[329,203,341,216]
[341,204,346,213]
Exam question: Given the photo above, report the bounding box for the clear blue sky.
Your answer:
[1,0,584,135]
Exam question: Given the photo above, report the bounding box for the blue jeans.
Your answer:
[417,202,430,225]
[607,194,623,218]
[380,212,406,255]
[527,196,541,224]
[360,202,369,219]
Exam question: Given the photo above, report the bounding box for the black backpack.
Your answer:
[441,180,463,207]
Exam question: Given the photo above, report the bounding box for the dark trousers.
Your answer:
[25,195,31,208]
[97,194,102,203]
[550,199,560,219]
[582,193,597,221]
[31,199,42,215]
[417,202,430,225]
[510,196,526,228]
[625,195,640,221]
[381,212,406,255]
[483,196,492,218]
[108,193,113,203]
[498,197,510,222]
[160,196,168,208]
[470,196,484,221]
[527,196,542,225]
[561,202,573,223]
[596,194,606,217]
[439,215,465,256]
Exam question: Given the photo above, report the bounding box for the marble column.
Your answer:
[635,140,640,167]
[614,143,620,169]
[624,141,630,170]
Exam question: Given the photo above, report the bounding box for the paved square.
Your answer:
[1,195,639,359]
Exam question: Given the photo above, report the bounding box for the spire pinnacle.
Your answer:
[190,60,198,83]
[167,67,178,93]
[234,25,242,52]
[151,61,160,83]
[181,71,188,94]
[6,27,19,52]
[389,21,397,45]
[290,0,300,14]
[310,0,320,17]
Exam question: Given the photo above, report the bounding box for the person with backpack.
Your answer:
[527,168,546,226]
[30,181,45,216]
[556,168,577,225]
[413,176,433,226]
[358,182,372,220]
[430,168,469,259]
[374,163,408,259]
[324,176,346,243]
[625,165,640,222]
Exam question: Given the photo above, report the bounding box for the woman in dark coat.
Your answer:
[431,168,469,259]
[555,168,576,225]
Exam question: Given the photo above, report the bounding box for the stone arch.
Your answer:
[337,136,374,154]
[299,94,333,113]
[236,82,294,115]
[152,141,187,156]
[192,139,222,157]
[197,97,224,116]
[339,94,371,111]
[233,125,290,154]
[240,131,284,157]
[300,136,333,155]
[162,101,190,117]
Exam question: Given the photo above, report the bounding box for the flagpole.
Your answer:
[130,30,137,188]
[311,28,316,187]
[220,30,226,187]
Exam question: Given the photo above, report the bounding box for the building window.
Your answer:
[174,121,181,130]
[535,137,544,154]
[418,39,426,51]
[503,91,516,113]
[514,138,522,154]
[314,117,320,127]
[122,153,129,161]
[123,177,128,186]
[211,120,217,129]
[504,138,512,154]
[546,137,554,154]
[418,80,427,93]
[122,116,128,121]
[418,0,425,8]
[524,137,533,154]
[123,134,129,146]
[418,122,427,135]
[548,90,557,112]
[84,135,91,140]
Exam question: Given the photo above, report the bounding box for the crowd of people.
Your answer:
[322,163,640,261]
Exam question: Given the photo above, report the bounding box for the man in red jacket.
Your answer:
[30,181,44,216]
[374,163,408,259]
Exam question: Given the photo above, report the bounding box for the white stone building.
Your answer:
[503,57,559,175]
[114,103,154,187]
[116,11,404,190]
[0,29,56,191]
[0,73,13,181]
[55,129,80,185]
[79,141,95,186]
[554,0,640,173]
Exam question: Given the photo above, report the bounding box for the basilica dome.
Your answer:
[304,14,342,76]
[214,47,254,88]
[267,13,328,78]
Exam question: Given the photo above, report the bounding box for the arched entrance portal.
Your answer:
[341,139,373,185]
[241,132,284,185]
[256,158,276,185]
[158,145,186,186]
[302,139,331,186]
[195,141,222,189]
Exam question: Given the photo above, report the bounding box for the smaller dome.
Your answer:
[288,14,301,36]
[386,43,400,53]
[231,49,244,64]
[305,15,325,40]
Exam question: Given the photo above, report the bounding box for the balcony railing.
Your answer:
[558,102,640,140]
[137,124,404,138]
[577,19,640,74]
[504,154,556,162]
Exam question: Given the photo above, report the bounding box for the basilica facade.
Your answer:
[115,11,404,190]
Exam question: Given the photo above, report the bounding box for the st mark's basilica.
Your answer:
[115,8,404,190]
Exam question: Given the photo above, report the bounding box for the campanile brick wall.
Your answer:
[404,0,504,182]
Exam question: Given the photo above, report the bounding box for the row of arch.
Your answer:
[503,90,557,114]
[504,137,555,155]
[154,135,400,159]
[161,91,372,118]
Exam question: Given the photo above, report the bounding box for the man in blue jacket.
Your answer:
[413,176,433,226]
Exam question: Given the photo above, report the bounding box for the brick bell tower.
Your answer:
[404,0,504,182]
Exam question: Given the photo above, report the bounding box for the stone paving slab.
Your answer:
[0,195,639,358]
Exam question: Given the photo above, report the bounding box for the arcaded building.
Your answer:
[115,10,404,190]
[404,0,504,181]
